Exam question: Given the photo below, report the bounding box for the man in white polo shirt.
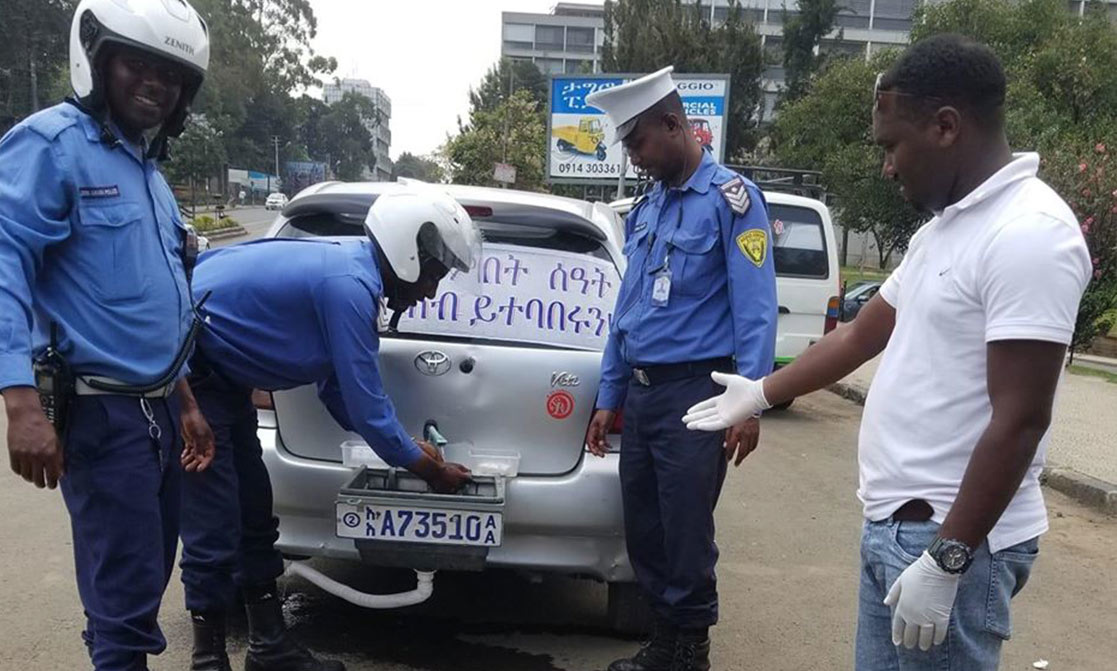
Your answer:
[682,34,1092,670]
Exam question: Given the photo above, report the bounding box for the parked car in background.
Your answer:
[841,280,882,322]
[258,181,652,633]
[265,192,289,210]
[610,189,841,411]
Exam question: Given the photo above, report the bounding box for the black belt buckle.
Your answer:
[633,368,651,386]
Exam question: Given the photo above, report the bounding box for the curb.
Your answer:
[1041,468,1117,516]
[825,381,1117,516]
[201,226,247,241]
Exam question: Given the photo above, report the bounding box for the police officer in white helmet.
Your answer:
[0,0,214,669]
[177,182,479,670]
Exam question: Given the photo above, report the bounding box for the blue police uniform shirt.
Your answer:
[597,150,778,410]
[0,102,194,390]
[191,238,423,468]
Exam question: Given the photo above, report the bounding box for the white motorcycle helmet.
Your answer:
[365,181,482,284]
[70,0,210,138]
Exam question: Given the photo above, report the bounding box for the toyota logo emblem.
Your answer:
[415,351,451,376]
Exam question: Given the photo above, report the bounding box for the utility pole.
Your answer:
[272,135,281,187]
[499,66,515,189]
[616,150,628,200]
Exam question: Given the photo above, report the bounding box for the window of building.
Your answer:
[504,40,534,51]
[821,39,866,58]
[764,65,786,83]
[872,0,915,32]
[764,37,784,66]
[565,59,593,74]
[835,0,871,27]
[566,27,595,53]
[503,22,534,42]
[768,9,799,25]
[536,58,565,75]
[535,25,565,50]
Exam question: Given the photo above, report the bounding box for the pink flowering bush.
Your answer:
[1044,142,1117,353]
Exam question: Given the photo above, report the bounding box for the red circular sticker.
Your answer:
[546,391,575,419]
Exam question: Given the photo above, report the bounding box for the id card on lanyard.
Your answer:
[651,196,686,308]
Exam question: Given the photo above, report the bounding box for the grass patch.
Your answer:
[840,265,890,287]
[189,215,239,233]
[1068,364,1117,385]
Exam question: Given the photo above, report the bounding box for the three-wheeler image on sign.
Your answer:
[548,73,730,183]
[552,117,608,161]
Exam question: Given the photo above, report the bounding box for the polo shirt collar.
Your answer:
[940,152,1039,217]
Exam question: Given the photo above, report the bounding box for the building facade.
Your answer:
[500,0,913,120]
[501,3,607,76]
[322,78,393,181]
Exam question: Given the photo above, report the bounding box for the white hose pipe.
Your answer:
[284,561,435,609]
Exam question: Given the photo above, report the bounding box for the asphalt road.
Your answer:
[1,391,1114,670]
[213,206,279,246]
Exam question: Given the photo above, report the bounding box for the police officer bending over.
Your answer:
[583,67,778,671]
[0,0,213,669]
[177,185,479,671]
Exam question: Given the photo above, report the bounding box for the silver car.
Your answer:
[257,181,648,632]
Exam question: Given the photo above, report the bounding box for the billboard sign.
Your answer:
[547,73,730,184]
[283,161,327,196]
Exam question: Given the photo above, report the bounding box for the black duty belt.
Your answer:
[631,357,734,387]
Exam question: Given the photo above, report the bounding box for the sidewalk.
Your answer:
[828,354,1117,515]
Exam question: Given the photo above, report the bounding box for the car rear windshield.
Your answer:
[768,203,830,279]
[276,212,620,351]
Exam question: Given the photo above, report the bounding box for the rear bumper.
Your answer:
[260,428,634,583]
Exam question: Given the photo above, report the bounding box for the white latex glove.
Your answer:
[883,551,961,651]
[682,372,771,431]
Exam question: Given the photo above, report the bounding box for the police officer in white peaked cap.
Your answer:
[584,65,778,671]
[589,65,679,146]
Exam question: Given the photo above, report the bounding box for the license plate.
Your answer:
[336,502,503,547]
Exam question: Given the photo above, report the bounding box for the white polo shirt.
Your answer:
[858,153,1092,553]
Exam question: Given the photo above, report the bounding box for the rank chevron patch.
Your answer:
[718,176,751,215]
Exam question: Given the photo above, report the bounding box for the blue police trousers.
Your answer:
[60,394,182,671]
[179,372,283,613]
[620,373,729,629]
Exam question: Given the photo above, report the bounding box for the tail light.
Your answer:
[824,296,841,334]
[252,389,274,410]
[464,205,493,218]
[609,410,624,435]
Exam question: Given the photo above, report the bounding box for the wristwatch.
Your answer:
[927,535,975,574]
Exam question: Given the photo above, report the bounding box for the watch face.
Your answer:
[942,545,969,571]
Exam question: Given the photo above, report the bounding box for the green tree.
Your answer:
[772,51,924,268]
[392,152,445,183]
[781,0,841,102]
[469,59,547,115]
[189,0,336,175]
[443,89,546,191]
[602,0,764,159]
[0,0,76,134]
[165,114,227,206]
[912,0,1116,352]
[319,92,378,181]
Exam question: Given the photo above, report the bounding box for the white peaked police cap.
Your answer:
[585,65,677,146]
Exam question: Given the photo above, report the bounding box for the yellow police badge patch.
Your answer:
[736,229,768,267]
